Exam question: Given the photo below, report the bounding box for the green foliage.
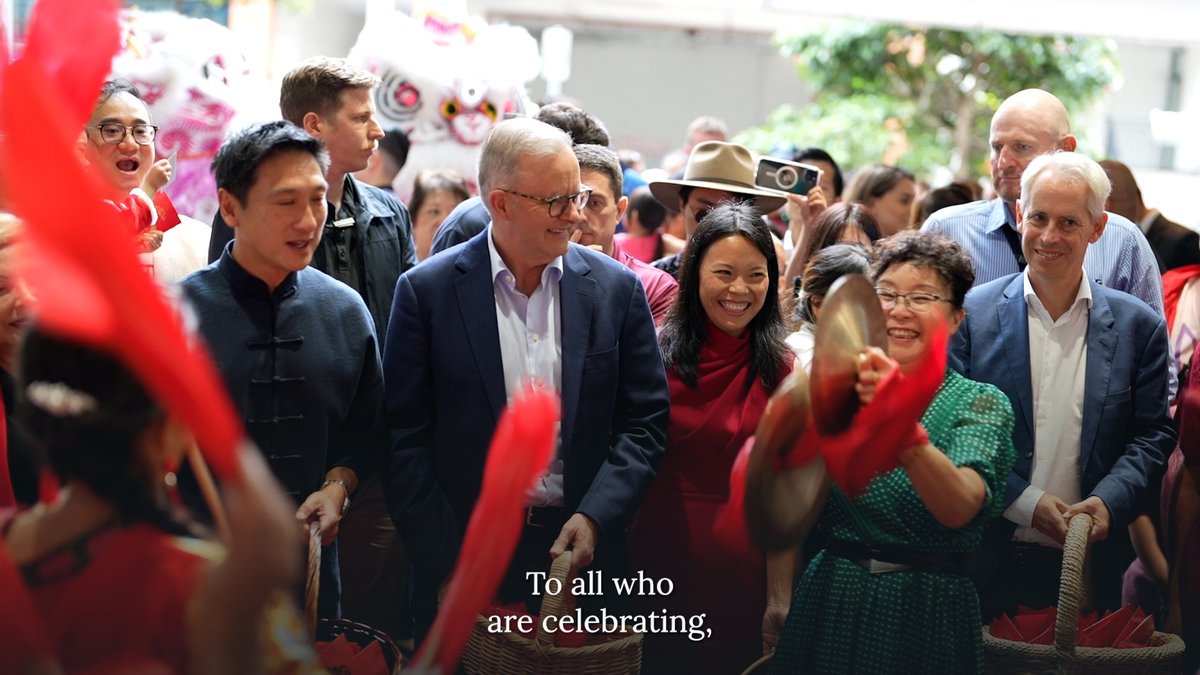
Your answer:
[739,22,1119,179]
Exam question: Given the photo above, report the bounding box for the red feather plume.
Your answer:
[0,0,242,481]
[0,0,245,664]
[414,387,560,674]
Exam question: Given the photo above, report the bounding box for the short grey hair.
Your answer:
[1019,151,1111,223]
[477,117,573,204]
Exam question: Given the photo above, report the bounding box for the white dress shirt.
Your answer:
[1005,271,1091,547]
[487,226,565,507]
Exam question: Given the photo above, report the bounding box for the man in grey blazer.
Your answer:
[950,152,1174,618]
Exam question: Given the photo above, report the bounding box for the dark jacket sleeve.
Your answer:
[329,308,389,484]
[382,272,461,581]
[362,183,418,273]
[430,199,489,257]
[1089,312,1174,527]
[574,275,670,539]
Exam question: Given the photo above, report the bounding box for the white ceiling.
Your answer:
[467,0,1200,46]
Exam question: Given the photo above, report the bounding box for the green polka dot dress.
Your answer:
[771,370,1016,674]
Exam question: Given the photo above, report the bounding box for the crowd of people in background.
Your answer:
[2,42,1200,675]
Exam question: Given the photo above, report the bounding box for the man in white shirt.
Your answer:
[950,152,1174,618]
[383,117,670,641]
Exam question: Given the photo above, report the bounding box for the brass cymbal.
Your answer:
[745,368,833,551]
[810,274,887,435]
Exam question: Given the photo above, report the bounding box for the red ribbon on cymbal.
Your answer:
[817,317,948,497]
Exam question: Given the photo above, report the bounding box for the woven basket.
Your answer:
[981,514,1186,674]
[316,618,404,675]
[461,551,643,675]
[306,523,404,674]
[740,653,773,675]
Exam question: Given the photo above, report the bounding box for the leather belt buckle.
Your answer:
[524,506,561,529]
[1011,543,1061,567]
[865,558,912,575]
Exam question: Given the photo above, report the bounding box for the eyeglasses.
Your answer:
[91,123,158,146]
[499,188,592,219]
[875,288,951,313]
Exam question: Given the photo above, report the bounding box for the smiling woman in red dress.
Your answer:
[629,202,792,674]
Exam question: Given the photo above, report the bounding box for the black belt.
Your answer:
[1008,542,1063,567]
[824,539,969,575]
[524,506,565,529]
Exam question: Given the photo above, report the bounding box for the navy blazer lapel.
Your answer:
[998,276,1035,448]
[558,247,595,454]
[454,235,507,422]
[1081,282,1117,472]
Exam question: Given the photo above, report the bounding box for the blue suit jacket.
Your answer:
[950,274,1173,561]
[382,232,670,591]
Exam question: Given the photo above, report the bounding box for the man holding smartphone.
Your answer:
[648,141,787,279]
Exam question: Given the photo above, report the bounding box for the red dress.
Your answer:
[14,521,211,673]
[4,518,322,673]
[629,324,789,674]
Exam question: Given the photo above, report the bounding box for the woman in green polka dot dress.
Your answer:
[770,231,1016,674]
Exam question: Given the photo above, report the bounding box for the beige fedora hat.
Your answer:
[649,141,787,214]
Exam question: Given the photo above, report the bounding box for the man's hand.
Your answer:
[783,185,829,243]
[550,512,600,576]
[1065,495,1112,544]
[762,602,789,655]
[568,227,603,252]
[1032,492,1070,545]
[296,482,347,545]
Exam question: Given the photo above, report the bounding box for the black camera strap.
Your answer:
[1000,223,1027,272]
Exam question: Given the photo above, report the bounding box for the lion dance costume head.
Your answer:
[347,1,541,202]
[110,10,268,224]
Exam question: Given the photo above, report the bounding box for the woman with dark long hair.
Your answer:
[630,202,792,674]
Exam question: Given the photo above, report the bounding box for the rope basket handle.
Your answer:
[304,521,321,639]
[1053,513,1093,662]
[534,550,575,647]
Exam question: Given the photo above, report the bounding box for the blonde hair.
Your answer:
[279,56,381,125]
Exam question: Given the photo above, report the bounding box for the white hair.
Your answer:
[477,117,573,201]
[1019,151,1111,223]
